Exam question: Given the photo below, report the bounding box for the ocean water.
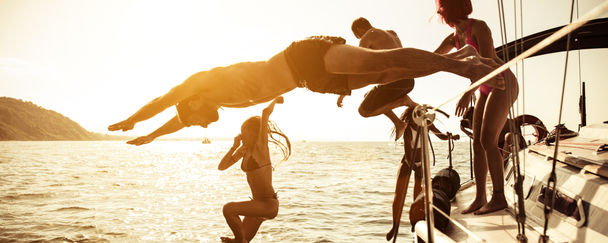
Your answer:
[0,140,473,242]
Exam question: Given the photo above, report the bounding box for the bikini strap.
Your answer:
[453,19,473,49]
[466,19,473,44]
[453,29,460,49]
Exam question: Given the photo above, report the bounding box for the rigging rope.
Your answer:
[496,0,528,241]
[576,0,586,130]
[540,1,577,242]
[513,0,520,116]
[518,0,527,177]
[429,133,436,166]
[446,133,455,169]
[577,0,582,98]
[498,0,510,62]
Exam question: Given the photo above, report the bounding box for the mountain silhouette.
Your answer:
[0,97,113,140]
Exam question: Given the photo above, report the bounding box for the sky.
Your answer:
[1,0,607,141]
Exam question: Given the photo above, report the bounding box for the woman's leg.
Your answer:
[461,94,489,214]
[222,199,279,243]
[221,217,265,243]
[475,74,518,215]
[242,216,265,242]
[387,160,413,240]
[412,165,423,200]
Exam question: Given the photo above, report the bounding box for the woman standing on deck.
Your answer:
[218,97,290,243]
[434,0,519,215]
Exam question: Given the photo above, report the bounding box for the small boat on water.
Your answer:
[202,137,211,144]
[410,4,608,243]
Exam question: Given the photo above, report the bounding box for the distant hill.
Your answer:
[0,97,116,141]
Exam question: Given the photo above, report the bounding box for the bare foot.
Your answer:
[476,56,506,90]
[474,193,507,215]
[394,120,406,141]
[461,56,505,90]
[395,97,417,141]
[445,44,478,59]
[220,237,243,243]
[461,197,487,214]
[386,226,396,241]
[448,45,506,90]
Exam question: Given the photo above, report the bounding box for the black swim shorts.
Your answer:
[284,36,351,96]
[359,79,415,112]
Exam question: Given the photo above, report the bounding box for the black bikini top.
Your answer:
[241,156,270,172]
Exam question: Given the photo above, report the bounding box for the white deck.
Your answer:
[442,181,545,243]
[417,124,608,242]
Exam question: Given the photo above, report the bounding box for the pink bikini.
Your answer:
[453,19,493,96]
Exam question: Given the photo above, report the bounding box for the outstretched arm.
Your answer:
[218,135,245,170]
[261,96,283,126]
[251,96,283,151]
[126,115,185,146]
[108,72,206,132]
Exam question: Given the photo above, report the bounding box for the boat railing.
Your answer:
[413,204,487,243]
[412,104,486,243]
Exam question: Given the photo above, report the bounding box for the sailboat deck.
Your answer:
[439,124,608,243]
[527,132,608,178]
[443,182,545,243]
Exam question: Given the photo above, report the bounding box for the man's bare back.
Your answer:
[359,28,402,50]
[192,53,297,108]
[348,17,418,142]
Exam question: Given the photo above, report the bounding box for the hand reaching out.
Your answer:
[263,96,283,117]
[108,119,134,132]
[127,135,155,146]
[232,134,242,148]
[455,92,473,117]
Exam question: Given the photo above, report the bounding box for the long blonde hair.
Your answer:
[267,120,291,161]
[243,116,291,161]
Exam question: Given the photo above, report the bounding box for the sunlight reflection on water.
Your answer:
[0,140,473,242]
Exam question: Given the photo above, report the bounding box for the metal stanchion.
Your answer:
[412,105,436,243]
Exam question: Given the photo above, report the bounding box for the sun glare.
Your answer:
[1,0,607,141]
